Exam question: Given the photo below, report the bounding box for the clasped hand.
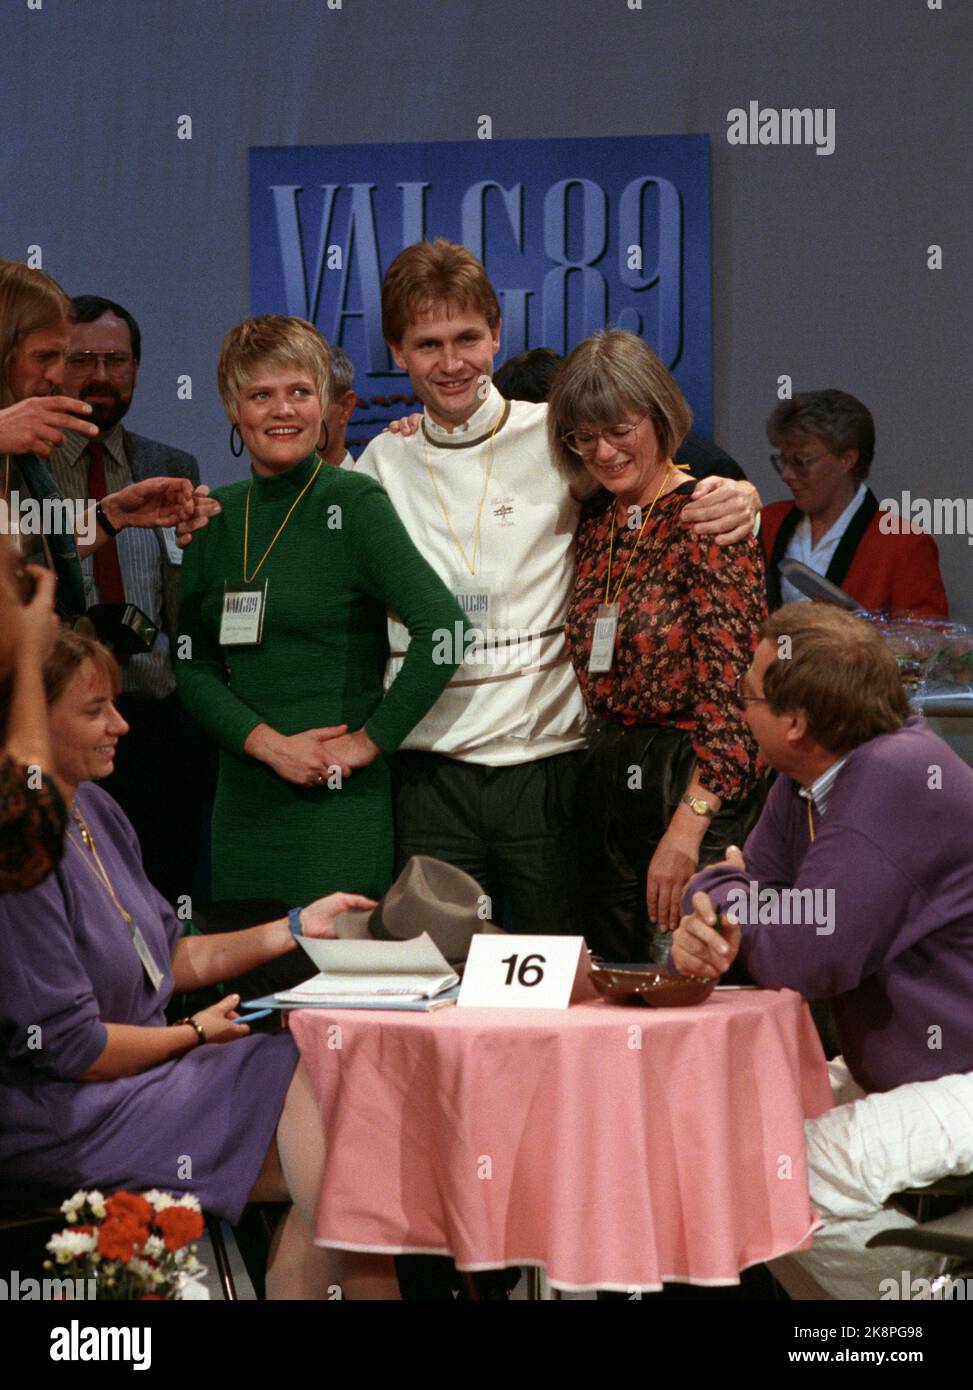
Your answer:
[670,845,746,978]
[265,725,380,786]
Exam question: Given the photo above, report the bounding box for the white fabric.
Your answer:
[338,451,356,471]
[769,1057,973,1299]
[356,385,588,765]
[780,482,867,607]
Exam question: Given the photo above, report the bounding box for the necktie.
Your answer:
[88,440,126,605]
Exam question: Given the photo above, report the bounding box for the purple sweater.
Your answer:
[688,717,973,1093]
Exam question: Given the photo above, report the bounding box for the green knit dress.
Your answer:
[175,452,464,903]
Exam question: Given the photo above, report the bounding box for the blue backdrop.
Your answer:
[250,134,711,451]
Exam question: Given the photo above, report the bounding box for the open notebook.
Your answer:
[271,932,459,1006]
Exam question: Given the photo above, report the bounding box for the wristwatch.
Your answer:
[94,502,121,538]
[288,906,304,940]
[171,1016,206,1046]
[680,793,715,819]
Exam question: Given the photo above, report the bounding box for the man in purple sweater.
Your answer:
[672,604,973,1300]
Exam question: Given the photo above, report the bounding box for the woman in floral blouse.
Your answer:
[550,331,767,964]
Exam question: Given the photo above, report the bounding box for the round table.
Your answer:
[289,989,833,1292]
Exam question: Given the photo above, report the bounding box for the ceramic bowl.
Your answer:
[589,965,715,1008]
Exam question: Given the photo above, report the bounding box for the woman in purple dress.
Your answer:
[0,629,398,1299]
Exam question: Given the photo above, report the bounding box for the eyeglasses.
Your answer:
[735,674,768,705]
[562,418,646,456]
[63,351,135,380]
[769,450,829,478]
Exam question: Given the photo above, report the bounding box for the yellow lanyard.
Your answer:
[603,464,673,605]
[807,798,816,843]
[421,405,505,577]
[69,810,133,925]
[242,457,323,583]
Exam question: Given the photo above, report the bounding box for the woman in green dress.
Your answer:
[176,316,464,950]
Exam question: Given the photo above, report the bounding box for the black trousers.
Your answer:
[578,723,770,964]
[391,749,584,934]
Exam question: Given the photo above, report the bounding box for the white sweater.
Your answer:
[356,386,588,765]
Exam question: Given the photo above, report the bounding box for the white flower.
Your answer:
[87,1190,106,1219]
[143,1235,165,1259]
[142,1189,176,1212]
[60,1191,87,1221]
[47,1230,98,1260]
[173,1194,202,1211]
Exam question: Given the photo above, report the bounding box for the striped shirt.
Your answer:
[49,425,176,699]
[798,756,849,817]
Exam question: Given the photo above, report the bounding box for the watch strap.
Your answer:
[172,1016,206,1045]
[95,502,121,538]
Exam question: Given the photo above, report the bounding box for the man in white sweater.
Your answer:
[356,238,759,934]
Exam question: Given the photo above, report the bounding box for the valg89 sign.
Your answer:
[250,133,712,448]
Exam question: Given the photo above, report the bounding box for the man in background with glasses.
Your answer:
[760,388,947,616]
[48,295,213,904]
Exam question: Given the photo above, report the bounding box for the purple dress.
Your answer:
[0,783,297,1222]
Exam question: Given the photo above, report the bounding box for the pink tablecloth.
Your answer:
[289,990,833,1292]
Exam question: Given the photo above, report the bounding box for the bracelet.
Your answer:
[94,502,121,538]
[171,1016,206,1046]
[287,906,303,940]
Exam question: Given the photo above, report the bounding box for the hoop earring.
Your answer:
[230,424,244,458]
[316,421,330,455]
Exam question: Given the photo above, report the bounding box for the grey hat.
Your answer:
[333,855,503,963]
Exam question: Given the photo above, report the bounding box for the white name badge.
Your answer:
[219,580,267,646]
[131,924,165,992]
[453,570,497,635]
[588,602,619,673]
[458,935,596,1010]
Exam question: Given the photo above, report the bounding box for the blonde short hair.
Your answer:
[546,329,692,484]
[216,315,333,421]
[0,260,73,409]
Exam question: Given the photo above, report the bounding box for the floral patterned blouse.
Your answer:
[0,753,67,893]
[565,482,766,803]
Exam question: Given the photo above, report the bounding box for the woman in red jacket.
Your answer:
[761,390,947,616]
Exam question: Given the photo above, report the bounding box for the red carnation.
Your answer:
[155,1205,204,1251]
[98,1214,148,1264]
[106,1191,154,1226]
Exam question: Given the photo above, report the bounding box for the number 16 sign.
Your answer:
[457,935,596,1009]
